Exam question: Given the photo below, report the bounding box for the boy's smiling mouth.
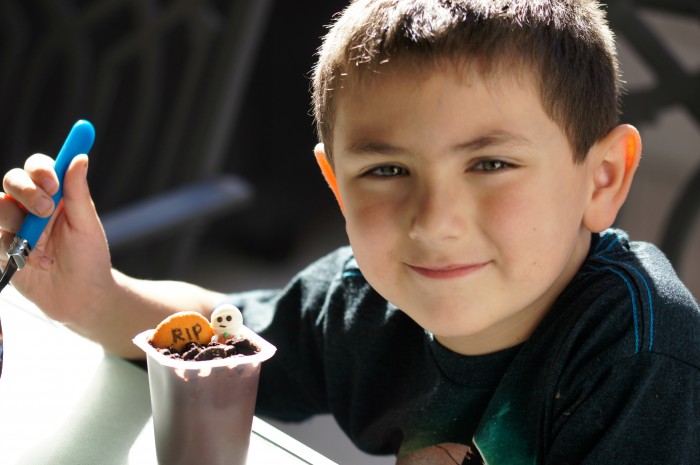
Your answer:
[406,262,490,279]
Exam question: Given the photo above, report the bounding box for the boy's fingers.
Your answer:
[23,153,61,195]
[3,167,54,218]
[0,193,29,233]
[27,246,55,271]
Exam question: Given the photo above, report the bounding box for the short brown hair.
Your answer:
[312,0,621,163]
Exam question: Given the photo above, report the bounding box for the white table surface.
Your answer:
[0,286,337,465]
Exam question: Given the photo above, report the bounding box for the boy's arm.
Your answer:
[75,271,225,359]
[1,154,225,359]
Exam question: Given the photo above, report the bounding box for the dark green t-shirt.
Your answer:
[228,229,700,464]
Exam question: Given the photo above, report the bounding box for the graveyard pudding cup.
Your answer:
[133,325,276,465]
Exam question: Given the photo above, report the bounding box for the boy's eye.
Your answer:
[472,159,512,172]
[366,165,407,177]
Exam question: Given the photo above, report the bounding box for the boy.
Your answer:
[1,0,698,463]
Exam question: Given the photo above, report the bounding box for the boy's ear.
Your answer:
[583,124,641,232]
[314,143,344,213]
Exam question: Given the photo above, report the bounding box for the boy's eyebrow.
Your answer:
[346,130,532,155]
[452,130,533,152]
[346,141,406,155]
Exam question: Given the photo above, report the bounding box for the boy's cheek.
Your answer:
[344,204,403,265]
[344,206,390,243]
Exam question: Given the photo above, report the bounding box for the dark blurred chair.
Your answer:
[0,0,273,277]
[606,0,700,273]
[206,0,350,262]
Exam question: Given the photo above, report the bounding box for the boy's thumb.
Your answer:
[62,154,95,219]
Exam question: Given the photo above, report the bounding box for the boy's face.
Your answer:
[330,65,596,355]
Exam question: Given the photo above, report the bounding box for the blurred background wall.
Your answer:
[1,1,698,464]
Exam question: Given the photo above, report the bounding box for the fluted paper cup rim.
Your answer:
[133,324,276,370]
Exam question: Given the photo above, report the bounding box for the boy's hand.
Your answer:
[0,153,115,327]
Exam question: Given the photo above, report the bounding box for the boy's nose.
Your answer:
[408,180,468,243]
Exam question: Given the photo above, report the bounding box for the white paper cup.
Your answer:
[133,326,276,465]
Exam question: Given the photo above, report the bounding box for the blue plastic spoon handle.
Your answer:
[16,120,95,247]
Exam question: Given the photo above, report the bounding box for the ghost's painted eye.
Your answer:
[226,315,233,322]
[217,317,223,323]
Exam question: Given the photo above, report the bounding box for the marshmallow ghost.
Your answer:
[210,304,243,343]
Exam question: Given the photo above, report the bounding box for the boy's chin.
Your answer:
[406,310,526,355]
[430,331,523,356]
